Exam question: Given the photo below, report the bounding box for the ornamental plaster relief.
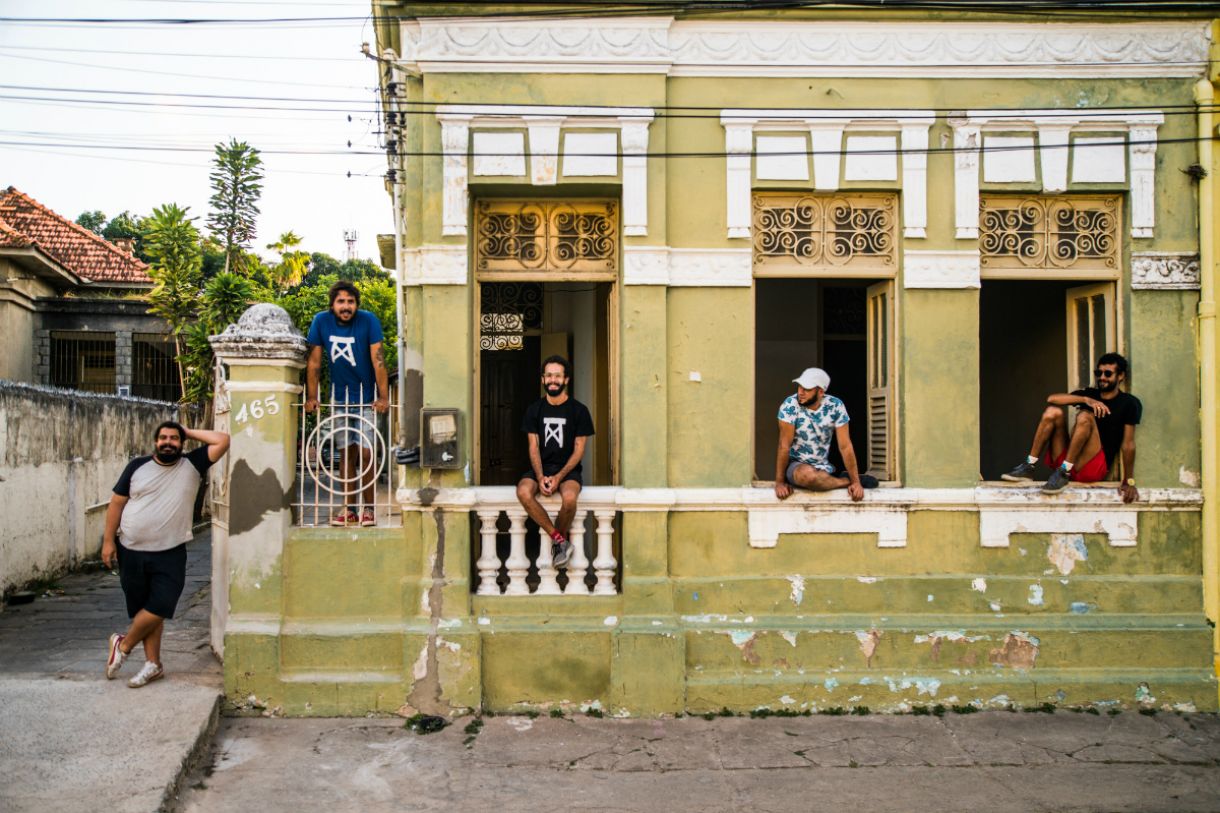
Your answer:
[400,19,1210,78]
[1130,253,1201,290]
[902,250,981,290]
[720,111,933,241]
[401,245,468,286]
[951,111,1164,240]
[622,247,752,286]
[435,105,654,237]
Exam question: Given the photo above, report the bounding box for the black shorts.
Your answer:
[519,471,583,487]
[116,541,187,620]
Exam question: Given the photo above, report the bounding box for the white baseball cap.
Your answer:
[793,367,830,391]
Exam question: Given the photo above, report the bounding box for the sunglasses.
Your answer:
[1094,369,1117,378]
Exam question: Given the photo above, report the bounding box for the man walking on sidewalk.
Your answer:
[102,421,229,687]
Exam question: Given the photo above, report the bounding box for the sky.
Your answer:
[0,0,394,264]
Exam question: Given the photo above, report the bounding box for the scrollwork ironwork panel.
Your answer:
[479,282,542,351]
[753,194,897,273]
[980,195,1120,272]
[475,200,617,276]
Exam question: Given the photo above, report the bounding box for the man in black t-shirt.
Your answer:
[1001,352,1142,501]
[516,355,595,567]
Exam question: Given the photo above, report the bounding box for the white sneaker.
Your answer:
[127,661,164,688]
[106,633,127,679]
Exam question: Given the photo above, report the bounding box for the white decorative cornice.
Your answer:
[433,105,655,236]
[950,111,1165,240]
[903,250,981,290]
[669,248,752,287]
[622,246,671,285]
[402,245,468,286]
[720,110,933,240]
[1131,252,1201,290]
[399,18,1210,78]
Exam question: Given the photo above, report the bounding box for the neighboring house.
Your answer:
[0,187,180,401]
[208,7,1219,716]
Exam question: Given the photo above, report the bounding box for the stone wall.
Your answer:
[0,381,181,594]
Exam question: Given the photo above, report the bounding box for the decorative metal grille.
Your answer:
[980,196,1121,272]
[475,200,617,276]
[752,194,898,273]
[480,282,542,351]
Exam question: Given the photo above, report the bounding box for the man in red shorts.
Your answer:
[1000,352,1141,501]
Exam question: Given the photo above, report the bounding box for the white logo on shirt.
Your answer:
[329,335,357,367]
[543,417,566,447]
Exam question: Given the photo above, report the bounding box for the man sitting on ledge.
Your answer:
[1001,352,1141,501]
[774,366,877,502]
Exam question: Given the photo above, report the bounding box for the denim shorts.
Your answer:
[333,405,377,450]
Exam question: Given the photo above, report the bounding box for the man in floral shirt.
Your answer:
[774,367,878,502]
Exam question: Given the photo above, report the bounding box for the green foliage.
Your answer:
[75,210,106,234]
[207,138,263,276]
[357,276,398,369]
[142,203,203,392]
[266,231,310,293]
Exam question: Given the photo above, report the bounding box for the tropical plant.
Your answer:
[142,203,203,396]
[206,138,263,276]
[266,230,311,293]
[75,210,106,234]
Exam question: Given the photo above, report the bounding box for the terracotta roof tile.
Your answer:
[0,186,151,285]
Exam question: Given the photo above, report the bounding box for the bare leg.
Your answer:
[1028,405,1070,461]
[788,464,851,493]
[1063,410,1103,467]
[359,444,375,507]
[516,478,558,536]
[555,480,582,537]
[120,609,165,658]
[141,619,164,665]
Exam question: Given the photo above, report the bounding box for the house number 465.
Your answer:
[234,394,280,425]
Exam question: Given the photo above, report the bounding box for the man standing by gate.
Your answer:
[516,355,595,567]
[304,280,390,527]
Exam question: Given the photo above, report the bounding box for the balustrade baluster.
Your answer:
[504,509,530,596]
[592,510,617,595]
[534,524,562,595]
[475,509,503,595]
[565,510,591,595]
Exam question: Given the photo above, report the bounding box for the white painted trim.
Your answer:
[622,246,670,285]
[401,18,1210,79]
[527,120,561,186]
[748,508,908,548]
[809,126,844,192]
[1131,252,1202,290]
[436,115,470,236]
[220,358,306,370]
[402,244,468,286]
[901,125,929,238]
[979,509,1138,548]
[1128,126,1159,238]
[471,131,526,177]
[953,122,981,239]
[222,381,304,394]
[669,248,752,287]
[620,119,651,236]
[903,250,981,290]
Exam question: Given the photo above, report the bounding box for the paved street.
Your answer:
[179,711,1220,813]
[0,529,222,813]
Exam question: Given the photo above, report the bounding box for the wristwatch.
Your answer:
[1124,478,1136,487]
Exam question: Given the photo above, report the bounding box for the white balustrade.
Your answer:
[468,498,617,596]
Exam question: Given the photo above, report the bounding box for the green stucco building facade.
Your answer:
[212,5,1220,716]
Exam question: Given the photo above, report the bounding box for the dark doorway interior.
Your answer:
[979,280,1073,479]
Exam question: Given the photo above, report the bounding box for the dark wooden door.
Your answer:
[479,336,539,485]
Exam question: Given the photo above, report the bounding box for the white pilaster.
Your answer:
[953,123,980,239]
[809,125,845,191]
[1128,127,1158,239]
[900,124,930,239]
[724,122,754,239]
[438,116,471,237]
[620,119,651,236]
[527,119,562,186]
[1036,123,1072,193]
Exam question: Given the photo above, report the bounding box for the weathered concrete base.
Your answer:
[0,677,221,813]
[179,714,1220,813]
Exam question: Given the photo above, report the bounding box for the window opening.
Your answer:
[49,331,116,394]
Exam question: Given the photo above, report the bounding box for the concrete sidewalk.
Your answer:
[179,711,1220,813]
[0,529,222,813]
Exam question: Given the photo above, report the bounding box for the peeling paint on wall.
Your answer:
[1027,583,1044,606]
[787,575,806,605]
[1179,466,1200,487]
[780,631,798,647]
[1047,533,1089,575]
[971,578,987,592]
[989,631,1040,670]
[855,629,882,666]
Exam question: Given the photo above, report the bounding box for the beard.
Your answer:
[1098,379,1117,393]
[545,382,566,396]
[155,446,182,464]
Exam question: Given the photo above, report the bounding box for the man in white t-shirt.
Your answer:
[101,421,229,687]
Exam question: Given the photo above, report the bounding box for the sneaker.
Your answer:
[839,471,880,489]
[330,510,356,527]
[360,509,376,528]
[1001,460,1038,482]
[1042,466,1071,493]
[106,633,127,679]
[127,660,164,688]
[551,539,573,568]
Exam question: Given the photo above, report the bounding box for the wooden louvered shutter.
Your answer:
[866,281,894,480]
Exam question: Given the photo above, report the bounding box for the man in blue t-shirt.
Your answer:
[305,280,389,527]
